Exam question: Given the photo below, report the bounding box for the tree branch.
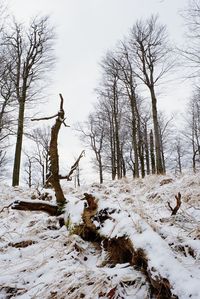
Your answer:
[59,150,85,180]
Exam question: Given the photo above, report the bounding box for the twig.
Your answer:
[0,203,13,213]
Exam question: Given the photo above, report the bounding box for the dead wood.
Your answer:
[11,200,61,216]
[0,286,26,298]
[31,94,67,207]
[160,178,173,186]
[8,240,36,248]
[73,193,99,241]
[47,94,66,206]
[103,237,135,265]
[59,150,85,181]
[105,238,177,298]
[168,192,182,216]
[71,195,178,298]
[0,203,13,213]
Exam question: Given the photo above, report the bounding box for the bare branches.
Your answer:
[0,203,13,213]
[31,94,70,127]
[168,192,182,216]
[31,114,58,122]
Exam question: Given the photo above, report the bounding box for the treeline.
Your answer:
[1,1,200,187]
[77,1,200,183]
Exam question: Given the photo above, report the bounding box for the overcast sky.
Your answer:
[9,0,192,182]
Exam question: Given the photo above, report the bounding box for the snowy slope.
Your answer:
[0,173,200,298]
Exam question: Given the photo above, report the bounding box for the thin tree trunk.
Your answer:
[144,123,150,175]
[150,130,156,174]
[149,87,164,174]
[99,155,103,184]
[129,89,139,178]
[113,90,121,180]
[12,102,25,186]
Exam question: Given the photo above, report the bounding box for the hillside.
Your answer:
[0,173,200,299]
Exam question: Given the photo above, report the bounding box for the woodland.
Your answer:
[0,0,200,299]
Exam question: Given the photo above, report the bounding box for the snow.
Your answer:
[0,173,200,298]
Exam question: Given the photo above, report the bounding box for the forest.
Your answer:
[0,1,200,299]
[0,1,200,187]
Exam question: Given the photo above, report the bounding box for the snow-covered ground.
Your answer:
[0,173,200,298]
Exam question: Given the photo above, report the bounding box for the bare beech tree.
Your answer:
[128,15,174,174]
[172,137,184,174]
[181,0,200,78]
[183,88,200,172]
[76,112,105,184]
[28,126,51,185]
[113,44,141,178]
[2,16,55,186]
[23,151,35,188]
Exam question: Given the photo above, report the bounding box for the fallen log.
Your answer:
[71,195,178,299]
[11,200,61,216]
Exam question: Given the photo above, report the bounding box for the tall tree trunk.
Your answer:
[99,155,103,184]
[130,107,139,178]
[144,123,150,175]
[149,87,164,174]
[110,118,116,180]
[113,93,122,180]
[137,121,145,178]
[150,130,156,174]
[129,87,139,178]
[12,102,25,186]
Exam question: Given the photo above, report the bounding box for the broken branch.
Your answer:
[31,113,58,122]
[168,192,182,216]
[59,150,85,180]
[11,200,61,216]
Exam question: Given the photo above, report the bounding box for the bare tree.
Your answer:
[76,112,105,184]
[113,44,141,178]
[2,16,55,186]
[172,137,184,174]
[128,15,174,174]
[182,88,200,172]
[27,126,51,186]
[24,151,35,188]
[181,0,200,78]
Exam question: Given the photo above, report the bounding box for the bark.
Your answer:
[150,130,156,174]
[129,90,139,178]
[12,102,25,186]
[11,200,60,216]
[150,87,164,174]
[48,95,66,207]
[144,123,150,175]
[168,193,182,216]
[113,83,122,179]
[99,157,103,184]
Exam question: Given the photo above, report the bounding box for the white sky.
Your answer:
[9,0,193,182]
